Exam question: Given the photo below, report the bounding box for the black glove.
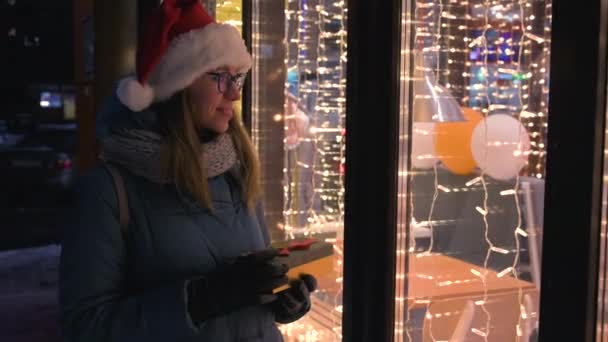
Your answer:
[271,273,317,324]
[187,247,289,323]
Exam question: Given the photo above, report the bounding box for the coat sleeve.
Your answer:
[255,201,271,246]
[59,168,199,342]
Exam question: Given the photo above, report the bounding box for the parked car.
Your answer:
[0,122,76,249]
[0,120,16,148]
[0,132,25,148]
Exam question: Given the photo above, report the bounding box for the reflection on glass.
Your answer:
[396,1,552,341]
[412,52,465,123]
[252,0,347,341]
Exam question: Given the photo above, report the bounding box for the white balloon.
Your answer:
[411,122,438,169]
[470,114,531,181]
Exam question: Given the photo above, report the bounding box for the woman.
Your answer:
[59,1,315,341]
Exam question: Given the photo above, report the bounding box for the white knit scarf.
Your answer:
[99,128,238,183]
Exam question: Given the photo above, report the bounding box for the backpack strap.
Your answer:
[104,163,130,239]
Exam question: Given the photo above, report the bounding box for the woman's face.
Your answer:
[186,66,242,133]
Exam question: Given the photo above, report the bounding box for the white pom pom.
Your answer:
[116,77,155,112]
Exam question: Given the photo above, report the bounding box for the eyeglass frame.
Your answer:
[206,71,247,94]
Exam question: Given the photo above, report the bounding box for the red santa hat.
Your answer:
[117,0,252,112]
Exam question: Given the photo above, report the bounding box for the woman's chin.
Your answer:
[200,117,231,134]
[213,122,230,134]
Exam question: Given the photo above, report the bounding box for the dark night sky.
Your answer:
[0,0,73,91]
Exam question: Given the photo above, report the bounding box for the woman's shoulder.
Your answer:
[76,165,112,187]
[73,165,122,206]
[75,163,167,207]
[96,90,160,139]
[77,163,142,188]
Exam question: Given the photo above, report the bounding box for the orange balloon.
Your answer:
[434,107,483,175]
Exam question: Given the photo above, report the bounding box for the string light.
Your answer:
[218,2,344,341]
[598,128,608,340]
[227,0,346,339]
[396,0,414,340]
[283,0,343,234]
[397,0,548,341]
[249,0,548,339]
[215,0,243,28]
[273,0,348,340]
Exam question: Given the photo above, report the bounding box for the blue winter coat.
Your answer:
[59,93,284,342]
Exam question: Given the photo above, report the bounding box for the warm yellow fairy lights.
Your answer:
[397,1,550,341]
[214,0,243,29]
[597,129,608,339]
[216,0,346,340]
[282,0,348,237]
[250,0,348,340]
[247,0,550,340]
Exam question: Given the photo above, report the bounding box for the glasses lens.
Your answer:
[235,74,246,90]
[212,72,247,93]
[218,73,230,93]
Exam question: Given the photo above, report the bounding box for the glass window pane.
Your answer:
[597,55,608,342]
[396,1,551,340]
[251,0,347,340]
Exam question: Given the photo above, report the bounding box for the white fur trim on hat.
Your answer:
[147,23,252,103]
[116,76,155,112]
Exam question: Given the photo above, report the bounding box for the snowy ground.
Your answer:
[0,245,62,342]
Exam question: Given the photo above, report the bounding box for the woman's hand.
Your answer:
[187,247,289,323]
[271,273,317,324]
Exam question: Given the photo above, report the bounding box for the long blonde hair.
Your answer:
[157,91,262,210]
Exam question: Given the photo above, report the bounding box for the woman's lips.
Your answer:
[217,107,233,117]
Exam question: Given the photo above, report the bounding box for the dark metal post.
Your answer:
[342,0,402,340]
[539,0,608,340]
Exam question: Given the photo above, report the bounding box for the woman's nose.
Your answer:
[224,82,241,101]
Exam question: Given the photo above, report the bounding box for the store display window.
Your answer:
[248,0,347,340]
[395,1,551,340]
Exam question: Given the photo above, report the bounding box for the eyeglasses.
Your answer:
[206,72,247,93]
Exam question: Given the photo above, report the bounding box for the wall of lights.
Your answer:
[249,0,347,340]
[596,52,608,342]
[396,1,551,341]
[221,0,551,339]
[282,0,347,236]
[281,0,347,340]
